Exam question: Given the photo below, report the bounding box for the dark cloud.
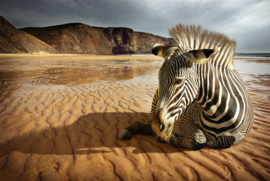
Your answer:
[0,0,269,52]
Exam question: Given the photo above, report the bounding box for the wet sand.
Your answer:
[0,54,270,181]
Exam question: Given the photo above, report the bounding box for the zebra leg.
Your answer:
[119,121,154,140]
[164,121,206,150]
[119,89,159,140]
[206,132,244,149]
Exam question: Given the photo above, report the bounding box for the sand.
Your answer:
[0,54,269,181]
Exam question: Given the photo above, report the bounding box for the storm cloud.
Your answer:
[1,0,269,52]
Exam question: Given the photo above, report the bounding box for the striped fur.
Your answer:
[119,24,253,150]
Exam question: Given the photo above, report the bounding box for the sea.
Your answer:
[233,53,270,75]
[234,53,270,58]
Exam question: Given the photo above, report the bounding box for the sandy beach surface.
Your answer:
[0,54,269,181]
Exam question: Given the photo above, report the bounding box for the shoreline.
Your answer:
[1,53,269,61]
[0,54,160,60]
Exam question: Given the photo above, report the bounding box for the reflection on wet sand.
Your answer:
[0,55,163,103]
[0,55,270,181]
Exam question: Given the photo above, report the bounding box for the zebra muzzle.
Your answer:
[152,108,166,136]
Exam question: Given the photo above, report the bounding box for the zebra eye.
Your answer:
[175,79,184,85]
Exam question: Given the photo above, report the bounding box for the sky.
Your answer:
[0,0,269,53]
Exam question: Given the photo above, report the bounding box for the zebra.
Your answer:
[119,24,253,150]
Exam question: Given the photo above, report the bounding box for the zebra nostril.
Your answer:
[160,123,165,132]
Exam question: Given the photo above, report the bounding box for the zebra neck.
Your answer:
[212,43,235,69]
[195,62,247,136]
[197,61,246,113]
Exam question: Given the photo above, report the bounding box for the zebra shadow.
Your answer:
[0,112,188,157]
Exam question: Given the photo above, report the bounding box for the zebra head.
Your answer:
[151,43,219,137]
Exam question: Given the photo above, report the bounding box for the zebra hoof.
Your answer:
[119,129,133,140]
[193,142,205,151]
[156,135,165,143]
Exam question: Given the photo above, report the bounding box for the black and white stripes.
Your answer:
[149,24,253,149]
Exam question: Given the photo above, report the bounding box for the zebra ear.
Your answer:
[185,48,220,64]
[152,43,178,58]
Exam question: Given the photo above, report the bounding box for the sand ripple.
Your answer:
[0,55,269,181]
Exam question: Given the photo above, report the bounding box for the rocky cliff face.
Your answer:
[22,24,172,54]
[0,16,172,54]
[102,27,172,54]
[0,16,57,54]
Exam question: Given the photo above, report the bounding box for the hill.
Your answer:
[0,16,57,54]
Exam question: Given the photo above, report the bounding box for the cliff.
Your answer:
[0,15,172,54]
[0,16,57,54]
[21,24,172,54]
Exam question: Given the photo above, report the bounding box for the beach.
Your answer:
[0,54,269,181]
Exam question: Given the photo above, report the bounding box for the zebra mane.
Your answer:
[168,24,236,67]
